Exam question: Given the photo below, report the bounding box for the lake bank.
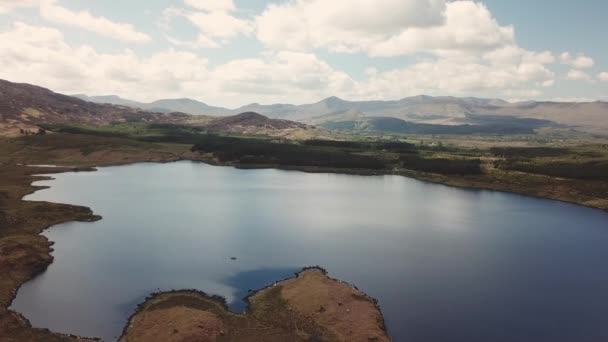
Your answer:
[9,160,608,342]
[2,134,608,341]
[0,164,99,342]
[0,162,390,341]
[2,133,607,211]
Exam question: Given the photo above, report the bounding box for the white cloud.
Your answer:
[599,72,608,82]
[566,69,591,81]
[184,0,235,12]
[165,33,220,49]
[256,0,516,57]
[185,10,253,39]
[0,22,204,101]
[0,21,561,106]
[0,0,39,13]
[256,0,447,53]
[370,1,514,57]
[560,52,594,69]
[38,0,150,43]
[0,22,352,106]
[161,3,252,49]
[209,51,356,103]
[355,51,554,100]
[253,0,558,102]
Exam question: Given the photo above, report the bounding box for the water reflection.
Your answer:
[222,267,301,312]
[11,161,608,342]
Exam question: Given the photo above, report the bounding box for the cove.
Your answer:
[10,161,608,341]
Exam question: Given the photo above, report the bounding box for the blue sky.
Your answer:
[0,0,606,107]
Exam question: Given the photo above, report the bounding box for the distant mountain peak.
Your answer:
[152,98,208,105]
[321,96,347,104]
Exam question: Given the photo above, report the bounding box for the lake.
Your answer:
[11,161,608,341]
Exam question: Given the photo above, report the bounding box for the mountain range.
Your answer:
[0,79,312,138]
[73,94,608,135]
[0,78,605,137]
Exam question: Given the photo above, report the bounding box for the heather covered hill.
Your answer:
[0,79,321,139]
[0,79,189,136]
[205,112,308,131]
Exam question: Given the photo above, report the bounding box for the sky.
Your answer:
[0,0,607,107]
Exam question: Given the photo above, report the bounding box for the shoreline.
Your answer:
[2,155,607,341]
[118,266,389,341]
[0,165,102,342]
[36,156,608,211]
[119,267,390,342]
[3,160,392,342]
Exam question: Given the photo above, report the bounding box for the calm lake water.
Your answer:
[11,161,608,342]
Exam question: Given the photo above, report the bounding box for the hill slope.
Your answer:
[0,80,190,136]
[0,79,321,139]
[74,92,608,135]
[73,94,231,116]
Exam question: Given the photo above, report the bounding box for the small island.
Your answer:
[119,268,390,342]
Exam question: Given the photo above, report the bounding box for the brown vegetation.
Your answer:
[0,137,195,342]
[120,268,389,342]
[0,164,99,342]
[0,79,324,140]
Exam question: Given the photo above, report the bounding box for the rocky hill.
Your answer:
[0,79,190,136]
[206,112,306,131]
[0,79,317,138]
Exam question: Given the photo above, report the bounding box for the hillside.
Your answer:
[73,92,608,135]
[321,116,554,135]
[73,94,231,116]
[0,79,188,136]
[0,79,318,139]
[6,79,607,136]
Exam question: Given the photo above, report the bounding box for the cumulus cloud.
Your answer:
[566,69,592,81]
[165,32,220,49]
[209,51,355,103]
[184,0,235,12]
[0,0,39,13]
[2,0,603,104]
[0,20,562,106]
[0,22,204,100]
[184,10,253,39]
[252,0,561,101]
[0,22,353,106]
[370,1,514,57]
[256,0,447,53]
[0,1,150,43]
[355,50,555,100]
[560,52,594,69]
[255,0,516,57]
[161,1,252,49]
[37,0,150,43]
